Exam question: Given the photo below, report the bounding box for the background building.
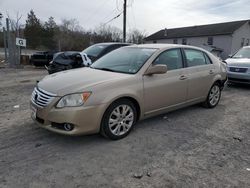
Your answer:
[145,20,250,59]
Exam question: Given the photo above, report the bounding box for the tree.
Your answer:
[24,10,43,48]
[0,12,3,28]
[6,12,25,38]
[94,24,122,43]
[42,16,58,49]
[127,29,146,44]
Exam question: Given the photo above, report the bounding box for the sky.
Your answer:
[1,0,250,35]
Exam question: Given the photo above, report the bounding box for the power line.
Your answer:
[103,12,123,26]
[83,0,110,26]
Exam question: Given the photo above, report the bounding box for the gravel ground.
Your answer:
[0,67,250,188]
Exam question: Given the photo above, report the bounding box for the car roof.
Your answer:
[93,42,132,46]
[129,43,209,52]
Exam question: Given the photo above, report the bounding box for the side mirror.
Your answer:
[228,54,233,58]
[144,64,167,75]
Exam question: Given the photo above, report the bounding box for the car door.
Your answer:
[183,48,216,101]
[143,48,188,115]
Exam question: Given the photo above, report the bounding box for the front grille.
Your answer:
[31,87,56,108]
[229,67,248,73]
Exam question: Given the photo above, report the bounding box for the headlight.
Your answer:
[56,92,91,108]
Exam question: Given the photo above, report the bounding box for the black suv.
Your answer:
[30,51,58,67]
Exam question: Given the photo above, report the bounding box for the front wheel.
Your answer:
[101,99,137,140]
[203,83,221,108]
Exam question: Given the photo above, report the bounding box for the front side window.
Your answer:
[153,49,183,70]
[91,47,157,74]
[184,49,207,67]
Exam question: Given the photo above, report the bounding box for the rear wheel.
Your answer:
[203,83,221,108]
[101,99,137,140]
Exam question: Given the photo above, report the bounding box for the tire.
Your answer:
[202,82,221,108]
[101,99,137,140]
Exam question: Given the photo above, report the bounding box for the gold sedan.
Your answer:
[31,44,227,140]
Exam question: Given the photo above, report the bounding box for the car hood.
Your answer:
[38,68,131,96]
[225,58,250,67]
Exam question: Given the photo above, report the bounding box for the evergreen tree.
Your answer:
[43,16,58,49]
[24,10,43,48]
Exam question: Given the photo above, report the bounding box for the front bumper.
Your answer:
[30,99,107,136]
[227,72,250,84]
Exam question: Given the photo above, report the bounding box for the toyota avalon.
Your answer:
[31,44,227,140]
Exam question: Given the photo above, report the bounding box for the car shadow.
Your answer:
[227,82,250,90]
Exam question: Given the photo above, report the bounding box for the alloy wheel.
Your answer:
[108,105,134,136]
[209,85,220,106]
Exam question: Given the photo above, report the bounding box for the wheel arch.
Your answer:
[107,96,141,121]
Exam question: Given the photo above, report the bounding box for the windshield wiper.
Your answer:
[93,67,115,72]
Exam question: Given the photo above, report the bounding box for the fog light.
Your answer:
[63,123,74,131]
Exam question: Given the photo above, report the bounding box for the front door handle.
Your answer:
[209,70,214,74]
[179,75,188,80]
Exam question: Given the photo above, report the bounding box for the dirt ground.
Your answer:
[0,67,250,188]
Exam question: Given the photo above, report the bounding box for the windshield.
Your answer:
[233,48,250,58]
[90,47,157,74]
[82,44,108,57]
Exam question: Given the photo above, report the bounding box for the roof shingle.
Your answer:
[145,20,249,41]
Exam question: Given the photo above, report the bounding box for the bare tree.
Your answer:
[127,29,147,44]
[7,11,24,36]
[95,24,122,42]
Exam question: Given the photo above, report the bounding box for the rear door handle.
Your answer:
[179,75,188,80]
[209,70,214,74]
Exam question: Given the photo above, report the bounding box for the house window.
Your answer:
[241,38,245,47]
[246,39,250,46]
[182,38,187,45]
[173,39,178,44]
[153,40,157,43]
[207,37,213,45]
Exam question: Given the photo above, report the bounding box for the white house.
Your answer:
[145,20,250,59]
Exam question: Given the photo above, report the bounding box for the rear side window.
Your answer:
[153,49,183,70]
[184,49,207,67]
[204,53,213,64]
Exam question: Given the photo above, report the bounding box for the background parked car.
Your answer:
[47,42,131,74]
[30,51,58,67]
[82,42,131,62]
[225,46,250,84]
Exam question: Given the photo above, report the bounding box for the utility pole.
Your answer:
[3,27,8,63]
[123,0,127,42]
[6,18,13,66]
